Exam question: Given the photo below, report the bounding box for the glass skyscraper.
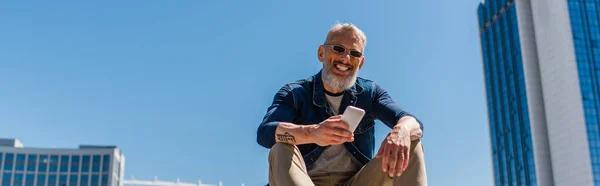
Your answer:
[478,0,600,185]
[0,139,125,186]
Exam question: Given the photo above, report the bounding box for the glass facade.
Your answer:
[0,152,115,186]
[568,0,600,185]
[478,0,537,185]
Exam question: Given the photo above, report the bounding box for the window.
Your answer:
[91,174,99,186]
[71,156,80,172]
[15,154,25,171]
[92,155,101,172]
[59,175,67,186]
[25,174,34,182]
[82,155,90,173]
[49,155,58,172]
[38,155,48,172]
[26,155,37,172]
[70,174,78,183]
[101,174,108,183]
[48,175,56,185]
[69,174,79,186]
[37,174,45,185]
[60,155,69,173]
[4,153,14,171]
[102,155,110,172]
[2,173,11,184]
[81,174,89,183]
[25,174,34,186]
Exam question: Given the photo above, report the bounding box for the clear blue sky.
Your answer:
[0,1,491,185]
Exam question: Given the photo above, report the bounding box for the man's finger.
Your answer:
[381,143,390,172]
[330,115,342,119]
[333,128,353,138]
[324,127,352,138]
[328,139,342,145]
[388,146,399,177]
[329,120,351,131]
[396,149,405,177]
[403,148,410,171]
[329,134,349,143]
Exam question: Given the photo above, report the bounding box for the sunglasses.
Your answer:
[324,44,363,58]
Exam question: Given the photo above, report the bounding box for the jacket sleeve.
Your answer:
[257,84,297,148]
[372,83,424,132]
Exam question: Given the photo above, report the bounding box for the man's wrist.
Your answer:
[394,116,422,140]
[304,124,319,144]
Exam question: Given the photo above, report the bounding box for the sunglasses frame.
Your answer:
[323,44,363,58]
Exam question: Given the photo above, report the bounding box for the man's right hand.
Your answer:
[309,115,354,146]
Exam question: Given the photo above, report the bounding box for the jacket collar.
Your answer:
[313,69,363,108]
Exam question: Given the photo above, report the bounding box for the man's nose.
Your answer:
[336,57,349,64]
[340,53,351,61]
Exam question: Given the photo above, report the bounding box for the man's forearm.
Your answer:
[395,116,423,140]
[275,122,317,145]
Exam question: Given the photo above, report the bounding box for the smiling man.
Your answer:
[257,23,427,186]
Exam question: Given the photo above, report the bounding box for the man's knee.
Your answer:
[410,139,425,159]
[270,143,296,153]
[269,143,301,162]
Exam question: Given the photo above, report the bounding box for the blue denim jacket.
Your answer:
[257,70,424,167]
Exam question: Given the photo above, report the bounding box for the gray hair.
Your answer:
[324,22,367,46]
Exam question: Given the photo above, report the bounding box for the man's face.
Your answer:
[318,30,365,91]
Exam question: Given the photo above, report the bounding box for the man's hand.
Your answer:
[309,115,354,146]
[375,124,411,178]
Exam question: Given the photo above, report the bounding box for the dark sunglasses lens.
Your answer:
[350,51,362,57]
[332,46,345,53]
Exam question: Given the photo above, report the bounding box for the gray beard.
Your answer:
[322,65,358,91]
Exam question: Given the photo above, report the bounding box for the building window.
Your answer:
[102,155,110,173]
[91,174,99,186]
[60,155,69,173]
[71,156,80,173]
[38,155,48,172]
[69,174,78,186]
[49,155,58,172]
[92,155,101,172]
[3,153,13,171]
[101,174,108,184]
[48,175,56,185]
[25,174,34,186]
[58,175,67,186]
[15,154,25,171]
[82,155,91,173]
[26,155,37,172]
[2,173,11,185]
[36,174,45,185]
[81,174,90,186]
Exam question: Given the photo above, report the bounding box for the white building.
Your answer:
[0,138,125,186]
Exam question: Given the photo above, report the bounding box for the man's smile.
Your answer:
[332,60,353,76]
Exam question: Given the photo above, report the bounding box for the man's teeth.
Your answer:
[335,64,349,71]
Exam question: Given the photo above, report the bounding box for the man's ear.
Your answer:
[318,45,325,62]
[359,56,365,69]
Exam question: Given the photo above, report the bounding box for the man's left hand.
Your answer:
[375,124,411,178]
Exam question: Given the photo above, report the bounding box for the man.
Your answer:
[257,23,427,186]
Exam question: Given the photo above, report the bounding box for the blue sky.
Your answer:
[0,1,490,185]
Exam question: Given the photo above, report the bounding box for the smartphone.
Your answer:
[341,106,366,132]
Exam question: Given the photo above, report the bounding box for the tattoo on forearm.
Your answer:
[277,132,296,143]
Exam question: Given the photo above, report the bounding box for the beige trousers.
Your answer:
[268,140,427,186]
